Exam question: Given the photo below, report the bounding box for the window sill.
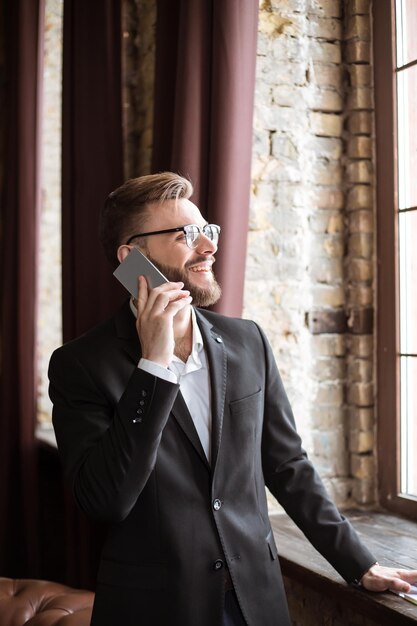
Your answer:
[270,510,417,625]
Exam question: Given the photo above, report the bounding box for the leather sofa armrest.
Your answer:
[0,577,94,626]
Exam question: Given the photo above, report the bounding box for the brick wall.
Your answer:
[343,0,375,505]
[122,0,156,179]
[244,0,376,511]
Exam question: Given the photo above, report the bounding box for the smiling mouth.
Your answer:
[189,264,213,273]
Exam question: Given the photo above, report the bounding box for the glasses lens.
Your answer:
[203,224,220,243]
[183,224,220,248]
[184,225,200,248]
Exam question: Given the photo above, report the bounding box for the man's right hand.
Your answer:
[136,276,192,368]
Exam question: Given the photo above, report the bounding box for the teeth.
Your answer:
[191,265,211,272]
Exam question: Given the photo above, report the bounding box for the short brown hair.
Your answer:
[99,172,193,268]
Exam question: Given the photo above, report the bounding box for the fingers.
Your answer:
[135,279,192,367]
[361,565,417,593]
[388,577,411,593]
[137,277,187,316]
[150,289,191,316]
[389,569,417,592]
[136,276,149,317]
[396,569,417,582]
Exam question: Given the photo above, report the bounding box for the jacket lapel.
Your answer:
[170,393,210,470]
[196,310,227,472]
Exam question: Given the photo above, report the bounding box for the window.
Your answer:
[396,0,417,497]
[37,0,63,430]
[375,0,417,517]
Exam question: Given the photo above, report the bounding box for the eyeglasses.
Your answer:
[125,223,221,249]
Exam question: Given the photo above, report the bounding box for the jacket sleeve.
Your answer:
[255,323,376,584]
[48,346,180,524]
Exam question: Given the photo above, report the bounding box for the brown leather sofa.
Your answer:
[0,577,94,625]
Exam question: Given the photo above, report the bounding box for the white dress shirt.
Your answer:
[132,302,212,462]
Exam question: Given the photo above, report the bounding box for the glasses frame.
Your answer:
[125,223,221,249]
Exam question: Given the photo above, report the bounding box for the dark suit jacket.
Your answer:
[49,301,376,626]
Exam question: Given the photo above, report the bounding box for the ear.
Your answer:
[117,244,132,264]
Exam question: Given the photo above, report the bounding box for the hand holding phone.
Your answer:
[114,248,192,366]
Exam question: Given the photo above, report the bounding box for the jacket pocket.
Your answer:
[266,529,278,561]
[229,389,262,417]
[97,559,168,589]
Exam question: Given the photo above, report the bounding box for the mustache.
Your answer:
[185,256,215,269]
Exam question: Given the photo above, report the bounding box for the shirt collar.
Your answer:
[191,307,204,354]
[172,307,204,372]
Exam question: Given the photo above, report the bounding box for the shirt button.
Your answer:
[213,499,222,511]
[141,390,147,398]
[213,559,224,571]
[139,400,145,406]
[133,416,143,423]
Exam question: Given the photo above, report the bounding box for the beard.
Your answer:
[146,253,222,308]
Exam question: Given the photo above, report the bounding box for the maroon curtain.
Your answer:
[0,0,44,576]
[60,0,125,588]
[62,0,125,343]
[152,0,259,317]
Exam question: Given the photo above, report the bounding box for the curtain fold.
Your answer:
[62,0,125,343]
[60,0,125,588]
[152,0,259,317]
[0,0,44,576]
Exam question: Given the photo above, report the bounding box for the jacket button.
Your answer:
[213,499,222,511]
[136,408,143,415]
[213,559,224,571]
[132,416,143,424]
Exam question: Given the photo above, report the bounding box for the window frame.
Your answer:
[374,0,417,518]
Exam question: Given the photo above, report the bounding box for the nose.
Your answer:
[195,231,218,255]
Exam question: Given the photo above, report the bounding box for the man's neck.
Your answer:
[173,304,193,342]
[172,305,192,362]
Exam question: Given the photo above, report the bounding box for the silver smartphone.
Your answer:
[113,248,168,298]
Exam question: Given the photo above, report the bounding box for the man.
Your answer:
[49,172,417,626]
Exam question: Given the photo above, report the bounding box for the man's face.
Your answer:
[134,199,221,308]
